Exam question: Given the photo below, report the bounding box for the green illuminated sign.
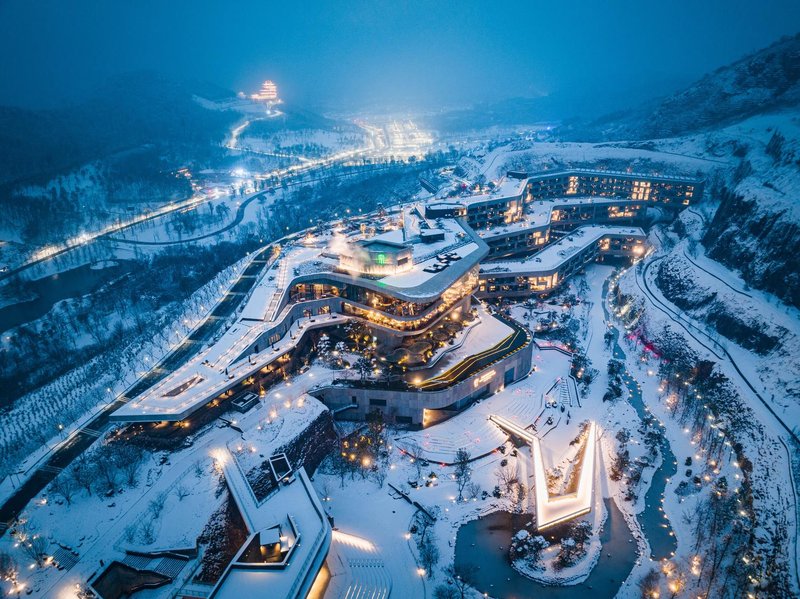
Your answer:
[376,253,386,265]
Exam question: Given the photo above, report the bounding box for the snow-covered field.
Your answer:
[238,128,366,158]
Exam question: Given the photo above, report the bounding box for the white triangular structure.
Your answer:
[490,415,597,529]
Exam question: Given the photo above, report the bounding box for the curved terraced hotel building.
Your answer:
[112,168,702,428]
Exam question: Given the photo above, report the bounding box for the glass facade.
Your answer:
[289,267,479,333]
[526,173,699,205]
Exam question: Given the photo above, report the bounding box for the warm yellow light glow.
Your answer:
[211,448,228,466]
[332,530,375,551]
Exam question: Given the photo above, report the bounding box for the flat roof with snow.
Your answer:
[480,225,645,275]
[111,312,348,422]
[476,196,641,240]
[209,463,330,599]
[427,167,703,216]
[427,175,527,211]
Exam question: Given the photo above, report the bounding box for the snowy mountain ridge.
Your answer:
[585,33,800,140]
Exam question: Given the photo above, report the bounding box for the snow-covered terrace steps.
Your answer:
[395,392,542,461]
[342,559,391,599]
[330,531,391,599]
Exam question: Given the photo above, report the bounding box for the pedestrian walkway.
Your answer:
[395,389,542,464]
[490,417,597,530]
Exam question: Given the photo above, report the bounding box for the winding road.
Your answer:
[0,195,209,283]
[635,256,724,359]
[638,250,799,446]
[107,191,269,246]
[681,249,752,297]
[0,130,387,280]
[107,161,405,247]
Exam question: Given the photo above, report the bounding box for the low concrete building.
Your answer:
[311,314,533,427]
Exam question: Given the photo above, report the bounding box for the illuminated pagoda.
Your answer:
[250,80,280,103]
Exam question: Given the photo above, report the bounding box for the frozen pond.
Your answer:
[454,498,637,598]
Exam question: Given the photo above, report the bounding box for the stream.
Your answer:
[452,271,678,597]
[604,276,679,560]
[0,260,133,333]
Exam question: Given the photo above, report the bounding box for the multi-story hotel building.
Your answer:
[112,206,495,424]
[477,225,647,298]
[426,169,701,259]
[112,168,702,427]
[95,166,705,599]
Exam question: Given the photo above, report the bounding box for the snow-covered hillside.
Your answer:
[238,127,367,158]
[701,113,800,307]
[585,33,800,140]
[653,231,800,424]
[551,109,800,308]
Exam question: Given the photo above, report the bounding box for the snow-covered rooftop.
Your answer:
[330,205,489,297]
[477,196,640,240]
[112,208,488,422]
[529,167,703,184]
[481,225,645,274]
[210,463,329,599]
[111,313,348,422]
[428,175,527,210]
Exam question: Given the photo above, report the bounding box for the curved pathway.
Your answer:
[635,250,800,586]
[639,254,800,445]
[680,248,752,298]
[107,191,268,246]
[635,256,724,359]
[685,208,707,224]
[679,210,753,298]
[108,162,403,247]
[0,196,208,282]
[0,140,386,280]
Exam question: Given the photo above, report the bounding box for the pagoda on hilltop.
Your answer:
[250,80,280,103]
